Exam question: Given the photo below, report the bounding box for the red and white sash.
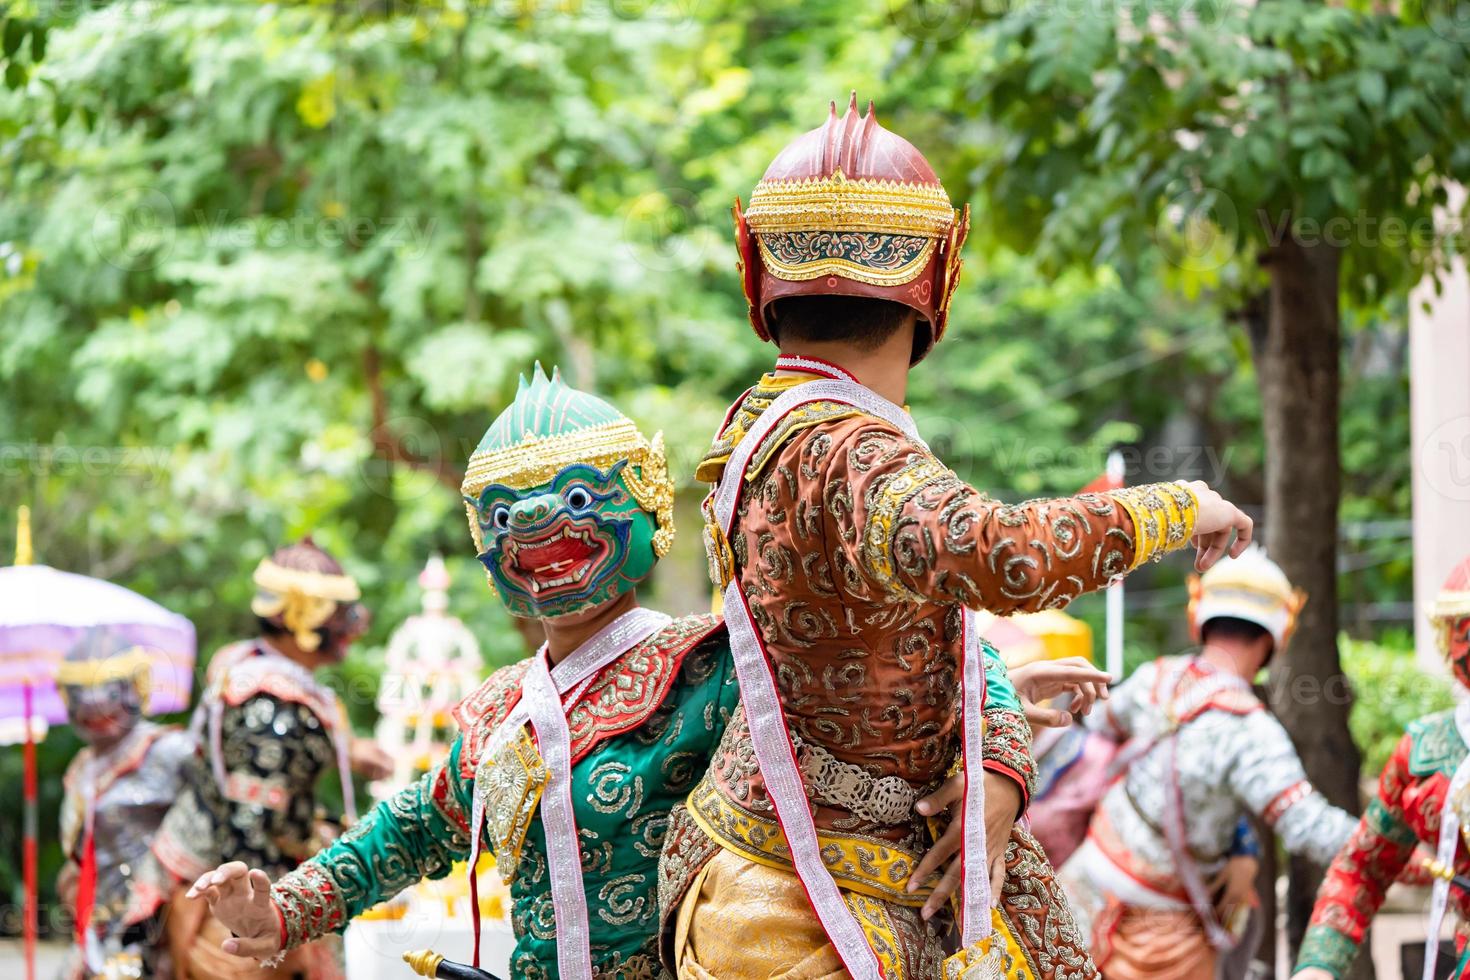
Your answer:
[465,606,671,978]
[708,368,992,978]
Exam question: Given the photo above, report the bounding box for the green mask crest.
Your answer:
[461,364,674,619]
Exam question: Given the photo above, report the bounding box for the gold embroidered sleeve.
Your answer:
[827,420,1196,611]
[272,739,474,949]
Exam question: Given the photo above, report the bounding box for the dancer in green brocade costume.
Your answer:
[189,365,737,979]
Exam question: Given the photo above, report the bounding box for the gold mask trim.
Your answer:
[250,558,361,653]
[745,168,957,238]
[55,647,153,711]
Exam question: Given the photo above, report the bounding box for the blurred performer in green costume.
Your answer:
[187,366,738,979]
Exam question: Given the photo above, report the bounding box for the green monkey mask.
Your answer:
[461,364,675,620]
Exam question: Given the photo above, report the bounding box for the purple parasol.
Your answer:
[0,564,197,733]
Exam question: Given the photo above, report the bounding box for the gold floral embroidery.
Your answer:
[475,728,547,884]
[1109,483,1198,569]
[862,454,953,602]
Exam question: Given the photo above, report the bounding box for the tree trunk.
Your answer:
[1254,234,1372,976]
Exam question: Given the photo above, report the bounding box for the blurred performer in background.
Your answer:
[660,93,1255,980]
[1027,693,1120,869]
[150,538,372,979]
[1063,547,1357,980]
[1294,554,1470,980]
[187,367,740,979]
[57,628,195,980]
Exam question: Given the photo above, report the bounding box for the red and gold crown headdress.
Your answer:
[733,93,970,364]
[1429,555,1470,658]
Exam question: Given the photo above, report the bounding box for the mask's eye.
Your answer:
[489,504,511,531]
[565,486,593,511]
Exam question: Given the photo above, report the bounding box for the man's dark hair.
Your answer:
[1200,615,1271,649]
[771,296,916,352]
[256,615,290,638]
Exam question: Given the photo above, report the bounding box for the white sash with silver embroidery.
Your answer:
[1424,698,1470,980]
[709,378,992,978]
[465,606,671,978]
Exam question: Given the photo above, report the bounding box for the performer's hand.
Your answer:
[1211,854,1258,921]
[186,862,282,959]
[910,772,1018,921]
[349,737,394,781]
[1008,657,1110,727]
[1181,481,1253,571]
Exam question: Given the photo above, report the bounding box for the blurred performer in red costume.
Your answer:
[57,629,195,980]
[658,93,1256,980]
[1295,554,1470,979]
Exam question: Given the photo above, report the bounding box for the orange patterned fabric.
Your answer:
[1092,902,1216,980]
[703,413,1146,844]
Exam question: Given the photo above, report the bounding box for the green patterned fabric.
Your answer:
[982,640,1024,714]
[1364,795,1419,848]
[1295,924,1361,978]
[284,635,738,978]
[1408,709,1467,777]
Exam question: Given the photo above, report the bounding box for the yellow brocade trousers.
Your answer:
[674,849,1038,980]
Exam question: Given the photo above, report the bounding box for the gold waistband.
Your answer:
[686,777,930,907]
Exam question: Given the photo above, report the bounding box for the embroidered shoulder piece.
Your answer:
[213,650,342,732]
[1409,709,1467,777]
[1165,658,1263,722]
[452,658,533,776]
[696,376,862,485]
[566,613,724,763]
[454,614,726,778]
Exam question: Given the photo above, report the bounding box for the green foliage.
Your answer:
[894,0,1470,309]
[1342,633,1455,777]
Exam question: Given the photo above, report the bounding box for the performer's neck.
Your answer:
[542,591,640,664]
[258,634,322,673]
[1198,642,1260,681]
[775,338,911,405]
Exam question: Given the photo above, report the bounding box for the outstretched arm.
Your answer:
[1229,711,1358,869]
[193,738,476,957]
[1293,733,1421,978]
[825,420,1248,612]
